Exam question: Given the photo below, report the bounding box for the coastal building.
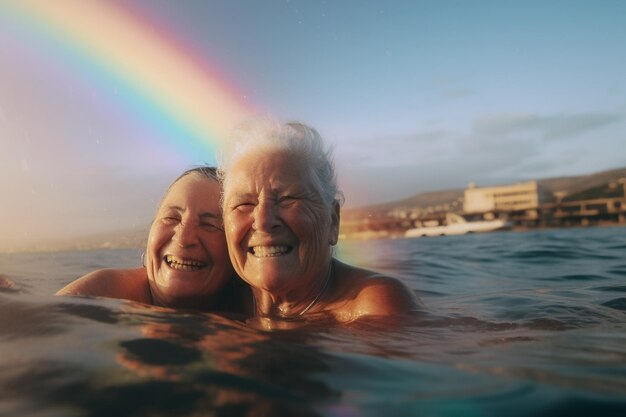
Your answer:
[463,181,552,216]
[338,174,626,240]
[547,178,626,226]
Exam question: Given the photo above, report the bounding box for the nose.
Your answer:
[252,199,281,232]
[173,221,199,247]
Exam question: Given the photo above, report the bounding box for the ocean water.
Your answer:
[1,226,625,416]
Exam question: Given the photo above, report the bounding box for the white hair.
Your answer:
[218,119,343,208]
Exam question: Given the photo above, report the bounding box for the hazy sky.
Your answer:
[1,0,626,251]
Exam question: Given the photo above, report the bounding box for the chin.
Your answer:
[253,273,293,293]
[166,275,213,293]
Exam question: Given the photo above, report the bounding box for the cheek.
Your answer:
[199,233,231,271]
[146,225,169,260]
[225,213,249,247]
[293,209,331,255]
[212,234,230,259]
[292,207,329,236]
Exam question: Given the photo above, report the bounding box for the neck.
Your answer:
[253,260,334,318]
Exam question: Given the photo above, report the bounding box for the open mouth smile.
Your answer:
[164,255,207,271]
[248,245,293,258]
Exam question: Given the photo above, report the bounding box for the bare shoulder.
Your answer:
[56,268,151,303]
[335,260,421,319]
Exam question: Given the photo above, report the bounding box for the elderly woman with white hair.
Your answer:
[219,120,420,322]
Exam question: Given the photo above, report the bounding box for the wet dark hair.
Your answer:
[157,166,220,210]
[172,166,219,184]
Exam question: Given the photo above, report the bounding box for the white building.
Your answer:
[463,181,551,214]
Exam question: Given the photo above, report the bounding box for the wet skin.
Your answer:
[146,174,233,307]
[222,150,339,309]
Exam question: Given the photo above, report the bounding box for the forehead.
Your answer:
[226,150,313,193]
[160,174,221,210]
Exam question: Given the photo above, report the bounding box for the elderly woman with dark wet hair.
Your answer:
[219,120,420,322]
[57,167,248,313]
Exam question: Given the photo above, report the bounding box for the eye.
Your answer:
[233,201,255,213]
[278,195,298,207]
[161,216,180,225]
[200,220,223,232]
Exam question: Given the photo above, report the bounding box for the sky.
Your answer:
[1,0,625,251]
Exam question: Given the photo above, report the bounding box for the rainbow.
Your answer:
[0,0,255,162]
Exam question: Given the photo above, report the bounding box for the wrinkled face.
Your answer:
[146,174,232,304]
[222,150,339,295]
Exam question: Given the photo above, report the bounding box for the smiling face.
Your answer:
[145,173,232,307]
[222,149,339,296]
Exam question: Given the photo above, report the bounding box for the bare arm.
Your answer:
[56,268,151,304]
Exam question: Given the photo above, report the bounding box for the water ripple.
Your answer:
[602,298,626,312]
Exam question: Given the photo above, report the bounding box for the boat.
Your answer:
[405,213,512,238]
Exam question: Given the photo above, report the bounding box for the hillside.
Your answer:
[537,167,626,195]
[343,166,626,218]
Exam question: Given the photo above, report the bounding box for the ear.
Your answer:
[329,200,341,246]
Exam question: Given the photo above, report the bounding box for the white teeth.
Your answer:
[251,245,290,257]
[165,255,206,271]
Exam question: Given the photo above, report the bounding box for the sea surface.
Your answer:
[1,226,625,416]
